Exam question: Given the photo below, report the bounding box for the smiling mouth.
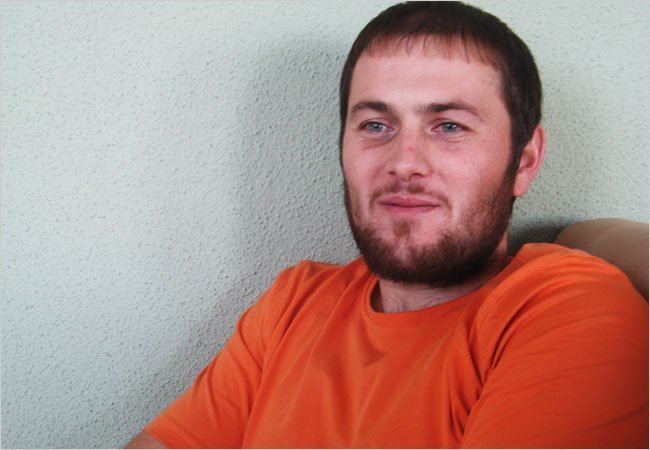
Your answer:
[380,203,439,215]
[376,195,441,215]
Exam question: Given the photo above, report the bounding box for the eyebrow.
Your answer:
[348,100,482,121]
[348,101,392,119]
[420,101,481,119]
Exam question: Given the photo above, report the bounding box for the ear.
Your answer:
[513,125,546,197]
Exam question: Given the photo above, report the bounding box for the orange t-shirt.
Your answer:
[144,243,648,448]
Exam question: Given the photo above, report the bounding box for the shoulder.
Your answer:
[254,256,371,330]
[272,257,369,296]
[491,242,644,304]
[474,242,647,344]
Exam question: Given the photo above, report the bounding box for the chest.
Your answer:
[243,298,482,448]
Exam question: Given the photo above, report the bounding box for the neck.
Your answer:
[371,238,510,313]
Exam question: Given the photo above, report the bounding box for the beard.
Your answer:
[343,171,515,288]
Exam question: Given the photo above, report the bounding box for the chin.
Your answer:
[393,238,441,261]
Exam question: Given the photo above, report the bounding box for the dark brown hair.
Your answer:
[339,1,542,169]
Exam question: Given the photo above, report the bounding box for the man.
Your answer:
[127,2,648,448]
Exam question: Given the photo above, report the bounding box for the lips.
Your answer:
[377,195,440,214]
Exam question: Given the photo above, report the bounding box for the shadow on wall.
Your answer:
[230,36,356,271]
[508,222,565,254]
[508,58,614,253]
[106,36,355,448]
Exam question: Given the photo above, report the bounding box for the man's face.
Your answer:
[342,43,516,287]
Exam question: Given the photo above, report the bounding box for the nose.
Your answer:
[385,126,433,181]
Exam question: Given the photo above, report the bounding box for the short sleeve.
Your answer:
[144,266,298,448]
[461,256,649,448]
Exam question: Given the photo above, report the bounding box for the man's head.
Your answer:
[340,1,545,287]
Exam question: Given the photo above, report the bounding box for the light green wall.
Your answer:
[1,1,648,447]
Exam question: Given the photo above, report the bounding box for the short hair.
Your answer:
[339,1,542,170]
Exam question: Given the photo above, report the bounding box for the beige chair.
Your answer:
[555,218,649,300]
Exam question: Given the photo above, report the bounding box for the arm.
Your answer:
[124,265,298,448]
[125,431,166,449]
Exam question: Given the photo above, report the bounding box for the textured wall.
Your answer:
[1,1,648,448]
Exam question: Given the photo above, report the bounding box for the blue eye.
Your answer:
[439,122,462,133]
[361,121,389,133]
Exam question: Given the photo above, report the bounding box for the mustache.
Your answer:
[369,180,448,205]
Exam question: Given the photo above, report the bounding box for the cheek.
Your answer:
[441,162,487,214]
[343,151,374,192]
[345,172,368,212]
[343,166,376,222]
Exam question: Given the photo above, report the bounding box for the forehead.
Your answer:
[349,38,504,111]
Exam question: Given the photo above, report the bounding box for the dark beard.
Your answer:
[343,173,515,288]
